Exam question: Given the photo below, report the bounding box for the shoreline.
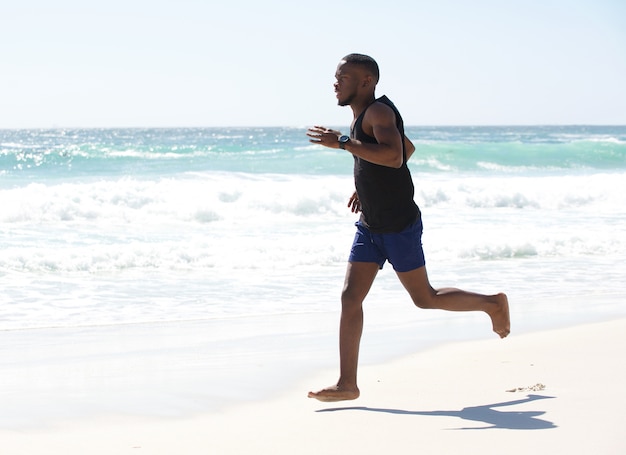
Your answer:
[2,317,625,454]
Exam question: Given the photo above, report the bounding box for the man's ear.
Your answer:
[362,75,373,88]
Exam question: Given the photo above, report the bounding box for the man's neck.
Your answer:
[350,94,377,119]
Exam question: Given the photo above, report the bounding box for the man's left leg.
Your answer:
[396,266,510,338]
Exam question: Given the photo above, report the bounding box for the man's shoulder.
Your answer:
[373,95,403,127]
[375,95,401,114]
[364,96,398,124]
[369,95,389,107]
[365,96,393,114]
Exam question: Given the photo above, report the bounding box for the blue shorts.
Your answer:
[348,219,426,272]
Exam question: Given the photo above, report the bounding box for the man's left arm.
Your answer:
[404,135,415,161]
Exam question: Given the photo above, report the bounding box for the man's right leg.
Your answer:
[307,261,379,402]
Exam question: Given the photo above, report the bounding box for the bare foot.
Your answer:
[307,384,360,402]
[488,293,510,338]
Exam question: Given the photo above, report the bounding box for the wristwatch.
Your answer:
[338,135,350,150]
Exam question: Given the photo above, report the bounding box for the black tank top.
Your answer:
[352,95,420,233]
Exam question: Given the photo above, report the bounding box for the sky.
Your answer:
[1,0,625,128]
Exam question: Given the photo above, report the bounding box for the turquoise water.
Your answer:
[2,124,625,317]
[1,125,625,326]
[2,126,625,180]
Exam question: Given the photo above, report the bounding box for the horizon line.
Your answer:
[2,123,626,130]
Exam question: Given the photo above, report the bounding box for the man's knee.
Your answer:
[408,287,437,309]
[412,296,434,309]
[341,288,363,308]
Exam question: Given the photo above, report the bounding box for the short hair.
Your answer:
[342,53,380,83]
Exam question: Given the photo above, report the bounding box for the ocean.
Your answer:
[1,125,625,423]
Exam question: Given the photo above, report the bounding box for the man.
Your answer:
[306,53,510,402]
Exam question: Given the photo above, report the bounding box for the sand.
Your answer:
[2,318,625,455]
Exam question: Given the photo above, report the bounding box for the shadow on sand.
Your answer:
[317,394,557,430]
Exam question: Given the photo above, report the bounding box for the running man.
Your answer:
[306,53,510,402]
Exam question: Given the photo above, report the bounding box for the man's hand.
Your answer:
[307,126,343,148]
[348,191,361,213]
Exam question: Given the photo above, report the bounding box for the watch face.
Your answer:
[339,135,350,149]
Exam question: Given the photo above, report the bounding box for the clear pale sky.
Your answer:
[2,0,625,128]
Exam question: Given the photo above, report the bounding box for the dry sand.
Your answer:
[3,319,625,454]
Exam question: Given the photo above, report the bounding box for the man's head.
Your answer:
[341,54,380,83]
[334,53,379,107]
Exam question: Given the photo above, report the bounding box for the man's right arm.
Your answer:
[344,103,405,168]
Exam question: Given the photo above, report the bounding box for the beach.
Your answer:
[2,317,625,454]
[1,126,625,453]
